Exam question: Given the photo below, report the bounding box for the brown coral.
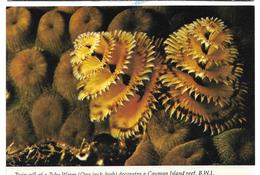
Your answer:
[147,111,193,157]
[53,50,78,102]
[162,17,247,135]
[6,7,33,52]
[59,106,93,147]
[125,111,211,165]
[69,7,104,41]
[6,107,36,146]
[213,128,254,164]
[125,134,159,165]
[9,48,47,97]
[56,6,80,14]
[108,8,168,37]
[36,10,69,56]
[161,139,208,165]
[31,93,64,140]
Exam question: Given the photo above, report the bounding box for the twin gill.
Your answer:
[71,31,162,139]
[71,17,248,139]
[161,17,247,135]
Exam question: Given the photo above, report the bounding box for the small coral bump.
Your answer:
[6,7,33,52]
[9,48,47,97]
[69,7,104,41]
[36,10,69,56]
[31,93,65,140]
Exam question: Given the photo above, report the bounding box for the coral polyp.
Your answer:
[36,10,69,56]
[162,17,247,135]
[108,8,168,37]
[71,31,161,138]
[6,7,33,52]
[53,50,78,102]
[69,7,104,41]
[59,106,93,147]
[31,93,64,140]
[9,48,47,97]
[7,107,36,146]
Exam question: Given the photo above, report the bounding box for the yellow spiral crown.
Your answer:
[71,31,162,139]
[161,17,247,135]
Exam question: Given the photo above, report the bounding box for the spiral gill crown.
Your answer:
[71,31,161,138]
[162,17,247,135]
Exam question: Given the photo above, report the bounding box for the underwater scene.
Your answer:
[6,6,254,166]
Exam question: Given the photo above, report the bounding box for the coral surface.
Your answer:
[8,48,48,99]
[7,7,33,52]
[36,10,69,56]
[69,7,104,41]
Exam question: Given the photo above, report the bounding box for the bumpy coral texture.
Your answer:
[7,107,36,146]
[56,6,80,14]
[31,94,64,140]
[108,8,168,37]
[6,7,33,52]
[161,17,247,135]
[9,48,47,98]
[125,112,211,165]
[59,105,93,147]
[53,50,78,102]
[213,128,254,164]
[71,31,161,139]
[69,7,104,41]
[36,10,69,56]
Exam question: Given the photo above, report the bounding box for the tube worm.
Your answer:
[161,17,247,135]
[71,31,161,138]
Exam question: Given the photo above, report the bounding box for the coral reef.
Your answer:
[36,10,69,56]
[6,6,254,166]
[53,50,78,102]
[8,48,48,99]
[213,128,254,164]
[161,17,247,135]
[31,93,65,140]
[69,7,104,41]
[71,31,161,139]
[6,7,33,52]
